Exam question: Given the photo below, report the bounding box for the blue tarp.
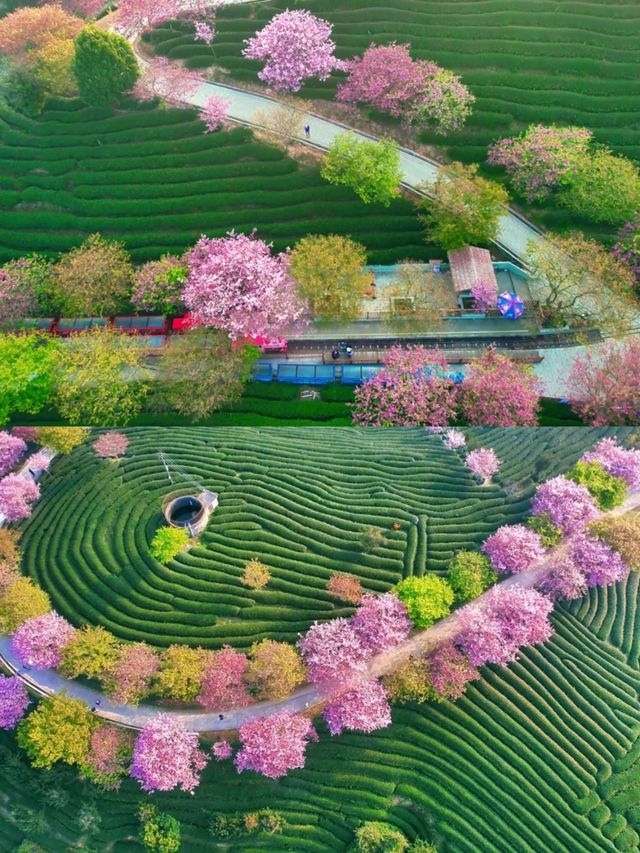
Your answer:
[252,361,274,382]
[341,365,384,385]
[277,364,336,385]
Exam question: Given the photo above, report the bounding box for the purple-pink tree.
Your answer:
[212,740,233,761]
[323,679,391,735]
[130,714,208,793]
[0,474,40,522]
[0,431,27,477]
[539,556,587,601]
[350,593,412,654]
[235,710,318,779]
[11,611,76,669]
[0,674,30,729]
[243,10,340,92]
[570,533,629,587]
[428,642,480,701]
[183,231,308,340]
[582,437,640,489]
[481,524,546,575]
[197,646,252,711]
[131,57,200,103]
[93,432,129,459]
[465,448,501,483]
[460,347,541,427]
[199,96,230,133]
[297,617,369,694]
[531,475,599,534]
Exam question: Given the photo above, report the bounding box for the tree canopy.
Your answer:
[72,25,139,107]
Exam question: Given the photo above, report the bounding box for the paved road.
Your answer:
[2,486,637,732]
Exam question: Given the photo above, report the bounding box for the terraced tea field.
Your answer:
[0,99,432,265]
[19,426,619,649]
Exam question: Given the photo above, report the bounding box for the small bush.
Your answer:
[138,803,181,853]
[360,526,387,553]
[351,821,409,853]
[36,427,89,454]
[241,559,271,589]
[527,512,563,548]
[150,526,189,564]
[447,550,497,603]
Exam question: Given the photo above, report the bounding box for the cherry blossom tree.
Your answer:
[323,680,391,735]
[567,339,640,426]
[235,710,318,779]
[570,533,629,587]
[457,585,554,667]
[194,21,214,45]
[465,448,500,483]
[0,474,40,522]
[481,524,546,575]
[539,557,587,601]
[102,642,160,705]
[582,437,640,489]
[132,255,186,314]
[297,617,369,693]
[199,96,230,133]
[212,740,233,761]
[183,231,308,340]
[26,452,51,473]
[131,57,199,103]
[81,725,134,791]
[115,0,185,35]
[530,475,599,534]
[243,10,340,93]
[11,611,76,669]
[327,573,363,604]
[0,675,30,730]
[0,4,82,57]
[130,715,208,793]
[0,432,27,477]
[460,347,541,427]
[351,346,458,427]
[487,125,592,202]
[428,643,480,701]
[11,427,38,443]
[613,221,640,289]
[197,646,252,711]
[471,279,498,312]
[0,260,42,327]
[350,593,412,654]
[93,432,129,459]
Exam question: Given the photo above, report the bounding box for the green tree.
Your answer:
[392,576,454,628]
[447,550,497,603]
[527,513,562,548]
[17,694,98,769]
[321,133,401,206]
[150,527,189,564]
[60,625,122,679]
[0,577,51,633]
[36,426,89,454]
[53,327,150,426]
[72,26,138,107]
[419,162,509,250]
[0,63,46,116]
[289,234,371,321]
[566,461,627,511]
[0,333,61,425]
[154,644,210,701]
[351,821,409,853]
[139,803,181,853]
[559,148,640,226]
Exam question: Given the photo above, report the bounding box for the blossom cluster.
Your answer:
[530,475,599,534]
[11,610,76,669]
[0,474,40,522]
[581,437,640,489]
[0,432,27,478]
[235,710,317,779]
[465,447,500,481]
[130,714,209,793]
[0,674,30,730]
[323,680,391,735]
[481,524,546,575]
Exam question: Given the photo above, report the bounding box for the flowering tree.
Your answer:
[11,427,38,443]
[471,279,498,312]
[131,57,199,103]
[531,475,599,534]
[567,339,640,426]
[0,474,40,522]
[212,740,233,761]
[0,260,43,326]
[0,675,30,730]
[460,347,541,426]
[130,715,208,793]
[235,710,317,779]
[297,617,369,692]
[0,4,82,57]
[102,642,160,705]
[197,646,252,711]
[487,125,592,202]
[11,610,76,669]
[392,576,454,628]
[199,96,230,132]
[246,639,307,701]
[465,448,500,483]
[93,432,129,459]
[327,573,363,604]
[115,0,184,35]
[428,643,479,701]
[243,10,339,92]
[0,432,27,477]
[323,680,391,735]
[61,625,121,680]
[443,429,466,450]
[26,451,51,473]
[481,524,546,575]
[241,558,271,589]
[0,578,50,633]
[613,221,640,288]
[351,346,458,427]
[589,515,640,571]
[154,645,209,702]
[457,585,554,667]
[539,557,587,601]
[81,725,134,791]
[582,437,640,489]
[350,593,412,654]
[570,534,629,587]
[132,255,186,314]
[194,20,215,45]
[183,231,308,340]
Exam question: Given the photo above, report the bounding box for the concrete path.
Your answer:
[2,487,637,733]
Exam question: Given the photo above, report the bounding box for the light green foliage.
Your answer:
[527,512,563,548]
[393,575,454,628]
[322,133,401,205]
[36,427,89,454]
[16,695,97,770]
[139,803,181,853]
[566,460,627,510]
[447,550,497,603]
[0,334,60,425]
[72,26,138,107]
[351,821,409,853]
[60,625,121,679]
[559,149,640,226]
[150,526,189,564]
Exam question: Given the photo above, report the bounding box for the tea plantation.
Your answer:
[0,99,433,265]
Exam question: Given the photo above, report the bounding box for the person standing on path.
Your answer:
[304,124,311,139]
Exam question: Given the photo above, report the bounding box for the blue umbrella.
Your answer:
[497,291,525,320]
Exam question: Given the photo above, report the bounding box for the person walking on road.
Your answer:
[304,124,311,139]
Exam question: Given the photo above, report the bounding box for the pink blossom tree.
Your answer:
[183,231,308,340]
[443,428,466,450]
[297,617,369,694]
[235,710,317,779]
[11,427,38,443]
[0,431,27,477]
[197,646,252,711]
[351,346,459,427]
[0,674,30,729]
[487,125,592,202]
[570,533,629,587]
[81,725,133,791]
[539,556,587,601]
[212,740,233,761]
[0,474,40,522]
[471,279,498,312]
[115,0,185,35]
[465,448,500,483]
[350,593,412,654]
[26,451,51,473]
[457,585,554,667]
[613,221,640,288]
[531,475,599,534]
[428,643,480,701]
[0,261,39,327]
[323,679,391,735]
[132,255,186,315]
[93,432,129,459]
[199,96,230,133]
[460,347,541,426]
[194,20,214,45]
[481,524,546,575]
[130,714,208,793]
[131,57,200,103]
[582,437,640,489]
[102,642,160,705]
[242,10,340,92]
[11,611,76,669]
[567,339,640,426]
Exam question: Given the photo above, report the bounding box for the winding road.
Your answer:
[1,488,638,733]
